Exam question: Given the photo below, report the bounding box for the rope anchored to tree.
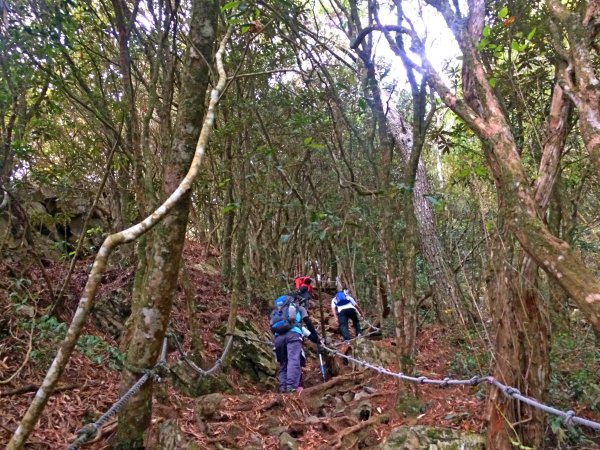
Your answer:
[321,344,600,431]
[66,338,169,450]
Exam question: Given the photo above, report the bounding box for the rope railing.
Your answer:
[64,316,600,449]
[170,332,235,377]
[321,343,600,431]
[66,337,170,450]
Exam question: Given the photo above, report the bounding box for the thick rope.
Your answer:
[321,344,600,431]
[66,338,169,449]
[171,333,235,376]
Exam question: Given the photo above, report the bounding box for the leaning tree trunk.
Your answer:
[419,0,600,329]
[388,108,465,324]
[113,0,218,447]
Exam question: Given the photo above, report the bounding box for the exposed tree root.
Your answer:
[302,370,367,397]
[330,414,388,449]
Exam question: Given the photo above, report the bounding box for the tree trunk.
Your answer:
[420,0,600,329]
[221,139,235,290]
[388,108,465,323]
[113,0,217,446]
[546,0,600,172]
[485,217,522,450]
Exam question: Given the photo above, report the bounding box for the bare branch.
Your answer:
[350,25,410,49]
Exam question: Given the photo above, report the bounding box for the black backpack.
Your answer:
[295,286,311,308]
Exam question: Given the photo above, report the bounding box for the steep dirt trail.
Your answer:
[1,241,599,449]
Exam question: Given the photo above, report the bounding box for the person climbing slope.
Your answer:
[294,276,314,308]
[270,294,304,393]
[331,289,363,342]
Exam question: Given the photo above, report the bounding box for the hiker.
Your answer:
[331,289,363,342]
[294,276,313,308]
[270,295,306,393]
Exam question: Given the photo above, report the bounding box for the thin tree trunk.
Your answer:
[388,108,465,324]
[180,261,203,362]
[221,139,235,290]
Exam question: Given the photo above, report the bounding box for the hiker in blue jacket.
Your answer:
[331,289,363,342]
[270,295,305,393]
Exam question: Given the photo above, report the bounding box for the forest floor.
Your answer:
[1,240,599,449]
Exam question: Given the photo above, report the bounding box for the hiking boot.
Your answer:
[285,386,303,394]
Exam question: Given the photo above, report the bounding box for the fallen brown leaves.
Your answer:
[1,241,599,449]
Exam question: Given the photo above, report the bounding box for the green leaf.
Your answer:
[476,38,489,50]
[474,165,487,177]
[221,1,240,11]
[221,203,238,214]
[489,77,497,88]
[498,6,509,19]
[318,230,327,240]
[303,137,313,145]
[482,25,491,37]
[357,98,366,111]
[527,27,537,40]
[511,40,521,52]
[241,25,251,33]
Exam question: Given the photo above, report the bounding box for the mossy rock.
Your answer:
[379,425,485,449]
[220,316,278,386]
[351,338,396,367]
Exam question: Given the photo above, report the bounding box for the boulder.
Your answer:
[147,419,196,450]
[378,426,485,450]
[195,393,226,420]
[223,316,278,386]
[351,338,396,368]
[91,287,131,338]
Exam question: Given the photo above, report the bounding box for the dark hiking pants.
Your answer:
[274,332,303,391]
[338,308,361,341]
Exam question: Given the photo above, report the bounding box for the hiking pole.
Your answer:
[317,344,326,380]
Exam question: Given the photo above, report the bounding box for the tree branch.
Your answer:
[350,25,410,49]
[6,27,233,450]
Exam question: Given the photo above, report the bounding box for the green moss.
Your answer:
[395,393,422,416]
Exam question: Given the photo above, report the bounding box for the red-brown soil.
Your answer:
[1,241,598,449]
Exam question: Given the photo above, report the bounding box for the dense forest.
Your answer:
[1,0,599,448]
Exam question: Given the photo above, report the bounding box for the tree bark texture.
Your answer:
[546,0,600,173]
[113,0,218,446]
[421,0,600,330]
[387,108,465,323]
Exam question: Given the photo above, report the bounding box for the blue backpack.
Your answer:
[270,295,301,334]
[334,291,351,311]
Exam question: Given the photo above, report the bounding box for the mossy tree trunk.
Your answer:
[113,0,218,447]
